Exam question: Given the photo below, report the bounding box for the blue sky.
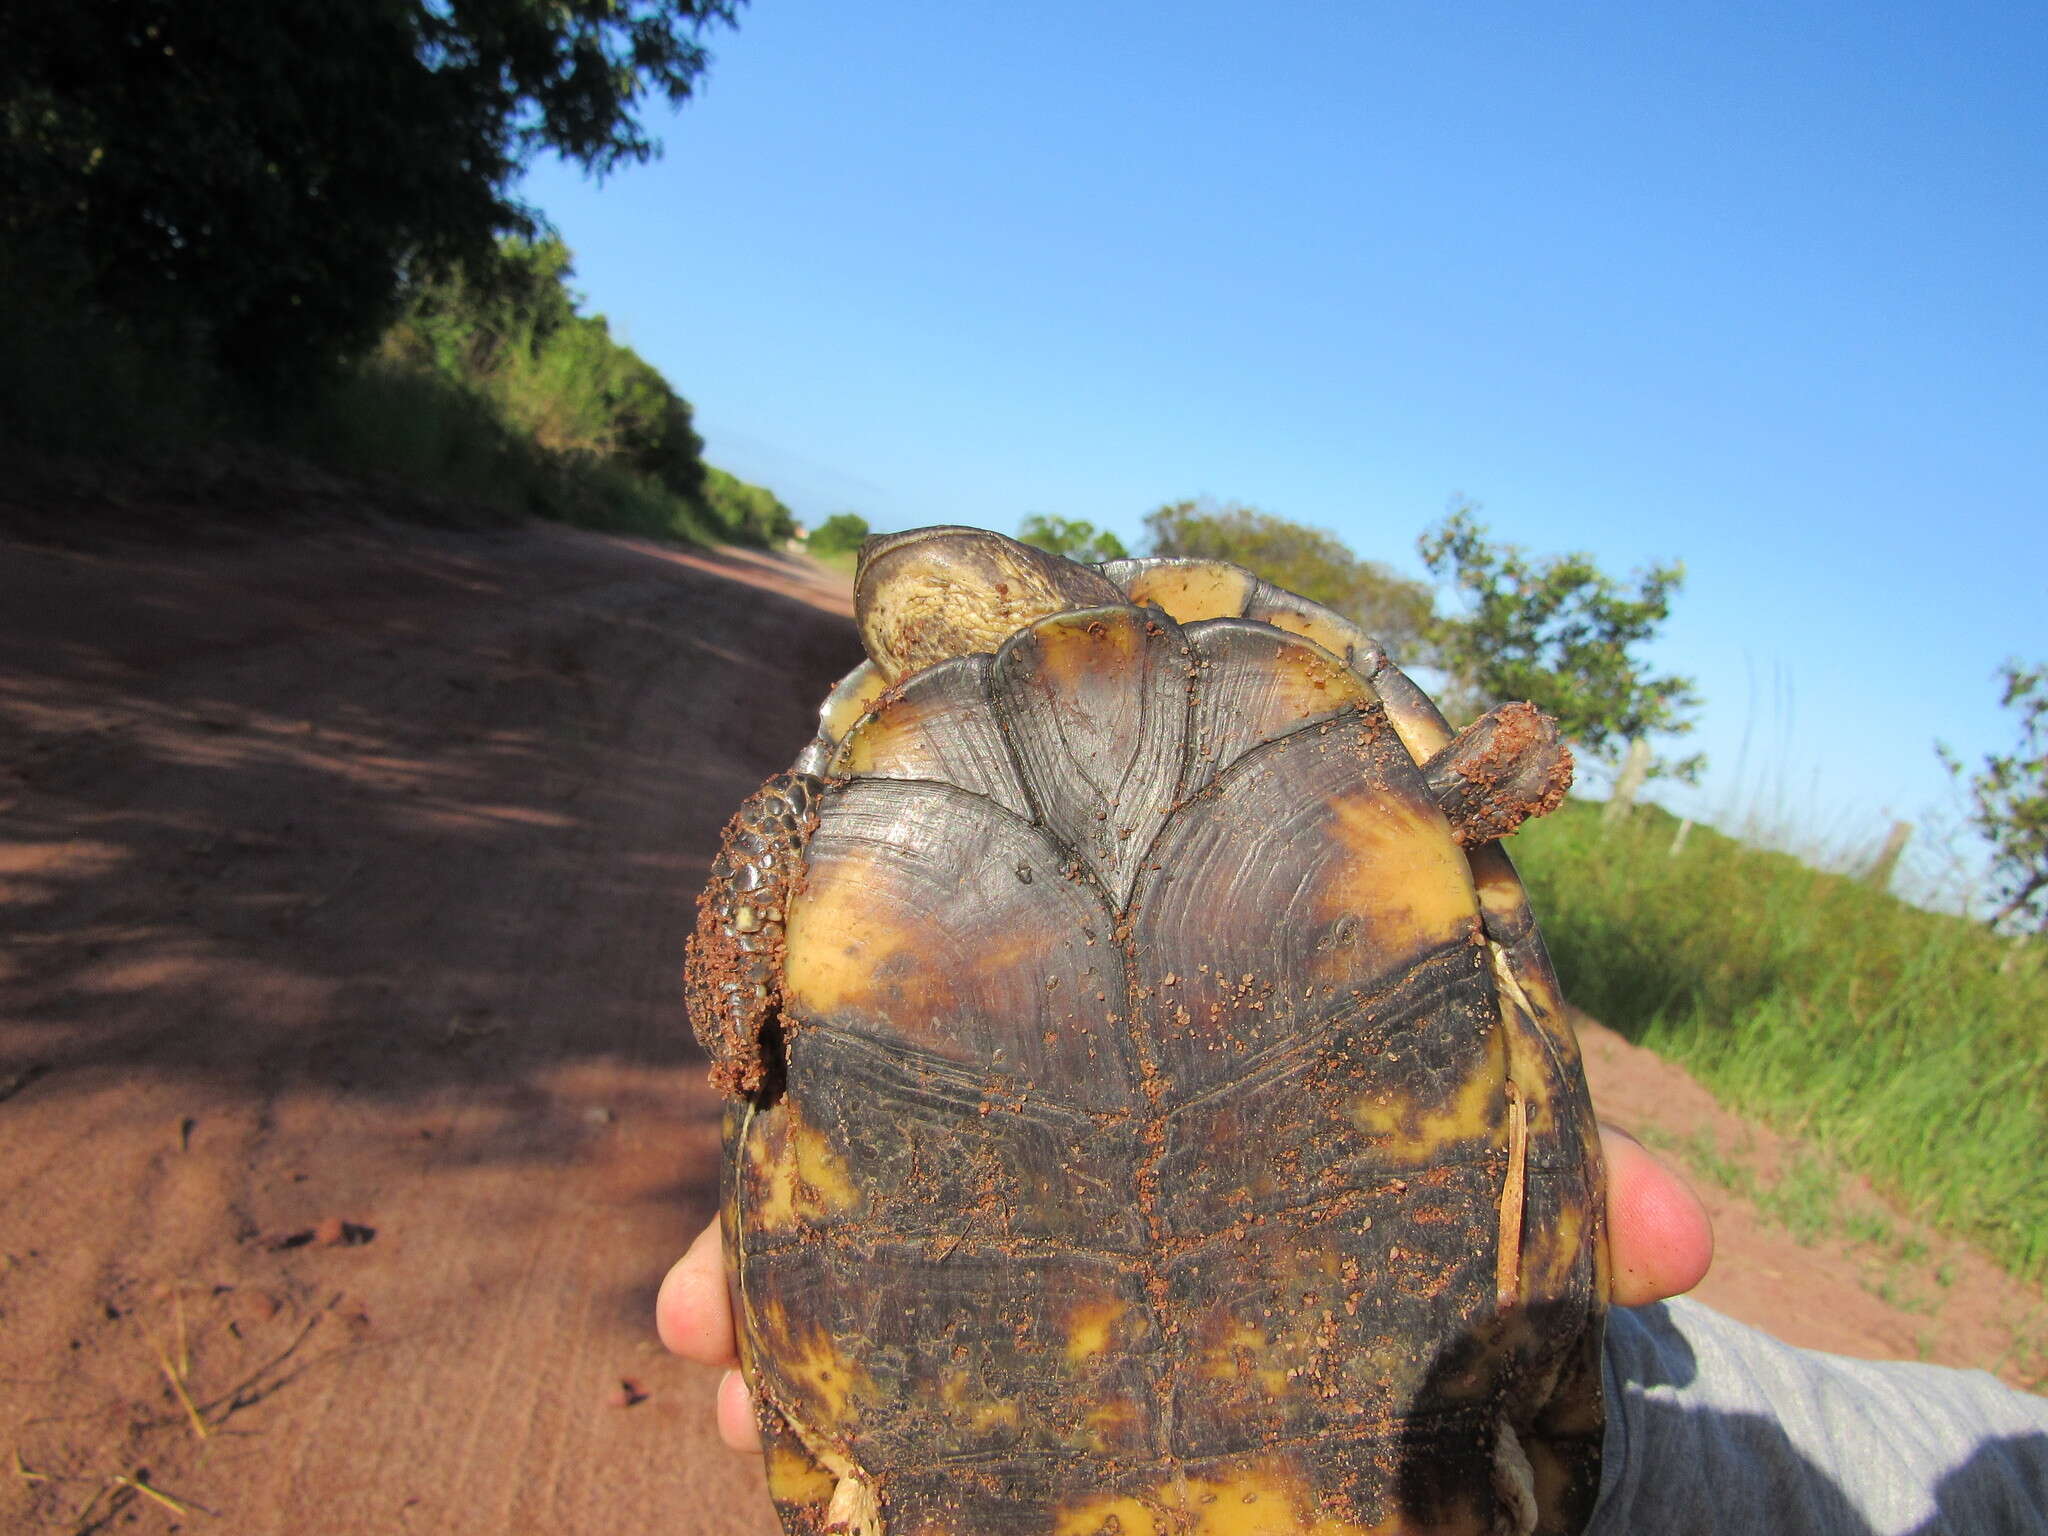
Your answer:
[516,1,2046,905]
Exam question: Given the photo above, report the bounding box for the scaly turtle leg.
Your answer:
[1421,701,1574,846]
[684,771,820,1099]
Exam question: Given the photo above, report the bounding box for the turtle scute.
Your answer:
[687,528,1606,1536]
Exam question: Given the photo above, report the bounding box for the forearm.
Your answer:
[1590,1297,2048,1534]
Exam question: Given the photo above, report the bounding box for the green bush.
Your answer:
[391,239,710,503]
[809,513,871,558]
[702,466,796,546]
[291,356,719,543]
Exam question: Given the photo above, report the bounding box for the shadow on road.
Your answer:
[0,520,864,1114]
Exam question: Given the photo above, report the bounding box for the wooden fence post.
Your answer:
[1602,738,1652,828]
[1862,820,1913,893]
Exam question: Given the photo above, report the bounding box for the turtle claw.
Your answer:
[685,771,821,1099]
[1421,702,1573,846]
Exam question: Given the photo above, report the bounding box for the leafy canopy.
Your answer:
[1142,500,1434,661]
[0,0,743,395]
[1941,662,2048,933]
[808,513,871,558]
[1017,515,1129,564]
[1418,503,1702,778]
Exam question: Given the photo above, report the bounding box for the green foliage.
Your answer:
[1418,503,1702,777]
[0,0,742,397]
[0,220,750,549]
[292,236,731,544]
[290,355,720,543]
[1941,662,2048,932]
[702,467,796,546]
[808,513,872,558]
[1515,799,2048,1280]
[1142,499,1433,660]
[1018,515,1129,564]
[0,237,221,455]
[388,237,709,504]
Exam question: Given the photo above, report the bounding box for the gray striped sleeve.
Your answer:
[1588,1297,2048,1534]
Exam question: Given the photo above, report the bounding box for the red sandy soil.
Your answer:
[1,507,2039,1533]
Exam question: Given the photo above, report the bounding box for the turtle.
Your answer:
[684,526,1608,1536]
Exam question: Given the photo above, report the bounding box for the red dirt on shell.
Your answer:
[1,499,2038,1534]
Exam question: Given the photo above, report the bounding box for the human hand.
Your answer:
[656,1122,1713,1454]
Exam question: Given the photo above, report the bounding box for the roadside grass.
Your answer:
[1636,1124,1952,1317]
[1516,799,2048,1283]
[285,357,725,544]
[0,236,784,550]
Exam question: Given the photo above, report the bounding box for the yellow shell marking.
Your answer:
[1202,638,1373,752]
[1027,606,1148,692]
[746,1113,862,1230]
[1349,1051,1503,1161]
[782,860,916,1017]
[835,693,936,778]
[1248,603,1364,666]
[820,661,890,744]
[1065,1298,1129,1364]
[783,835,1062,1030]
[1121,562,1257,622]
[765,1443,838,1507]
[1371,664,1457,763]
[1058,1461,1445,1536]
[1311,790,1479,970]
[935,1369,1022,1433]
[971,1400,1021,1431]
[756,1303,875,1428]
[1082,1395,1139,1450]
[1200,1320,1290,1396]
[1056,1492,1167,1536]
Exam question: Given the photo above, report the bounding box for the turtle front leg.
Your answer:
[684,771,821,1099]
[1420,702,1573,846]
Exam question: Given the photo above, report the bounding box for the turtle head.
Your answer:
[854,526,1126,682]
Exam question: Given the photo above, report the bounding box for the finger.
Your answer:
[717,1368,764,1453]
[1600,1122,1714,1307]
[656,1218,738,1366]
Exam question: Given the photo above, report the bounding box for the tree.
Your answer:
[1941,662,2048,933]
[0,0,743,395]
[808,513,871,558]
[1018,515,1129,564]
[1141,499,1434,660]
[1418,503,1703,780]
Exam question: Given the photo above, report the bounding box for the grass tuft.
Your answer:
[1517,799,2048,1280]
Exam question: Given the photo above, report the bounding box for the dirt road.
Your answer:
[1,514,2036,1532]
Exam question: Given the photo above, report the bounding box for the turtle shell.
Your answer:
[697,558,1606,1536]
